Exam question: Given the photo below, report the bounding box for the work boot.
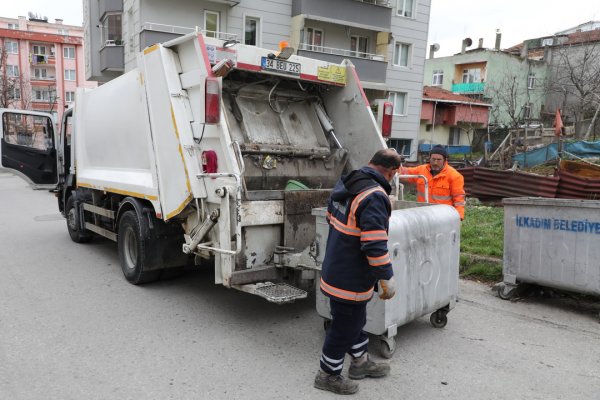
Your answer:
[314,370,359,395]
[348,355,390,380]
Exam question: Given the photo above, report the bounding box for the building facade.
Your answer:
[419,86,491,154]
[0,15,97,123]
[424,44,547,132]
[83,0,431,161]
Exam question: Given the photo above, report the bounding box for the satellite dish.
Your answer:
[463,38,473,47]
[432,43,440,52]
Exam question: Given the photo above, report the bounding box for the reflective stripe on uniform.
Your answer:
[352,338,369,349]
[367,253,391,267]
[321,357,343,371]
[360,230,388,242]
[320,278,374,302]
[329,214,361,236]
[347,187,388,228]
[454,202,465,206]
[432,194,452,201]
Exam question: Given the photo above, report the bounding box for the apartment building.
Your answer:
[83,0,431,161]
[0,15,97,123]
[424,36,547,130]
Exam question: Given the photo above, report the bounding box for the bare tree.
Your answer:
[485,69,545,129]
[547,33,600,137]
[0,46,25,109]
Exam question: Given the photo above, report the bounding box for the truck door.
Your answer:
[0,109,58,189]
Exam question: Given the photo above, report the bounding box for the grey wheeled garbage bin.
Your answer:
[313,200,460,358]
[500,197,600,299]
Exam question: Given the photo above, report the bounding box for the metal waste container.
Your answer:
[313,200,460,358]
[500,197,600,299]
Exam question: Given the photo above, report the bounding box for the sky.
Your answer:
[3,0,600,56]
[2,0,84,26]
[428,0,600,57]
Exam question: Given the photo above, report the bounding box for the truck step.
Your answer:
[236,282,307,304]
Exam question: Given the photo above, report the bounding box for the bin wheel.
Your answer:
[430,311,448,328]
[323,319,331,331]
[498,284,517,301]
[379,337,396,359]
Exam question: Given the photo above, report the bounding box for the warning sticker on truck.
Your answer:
[317,65,346,85]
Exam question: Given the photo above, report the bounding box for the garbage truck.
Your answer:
[0,32,392,303]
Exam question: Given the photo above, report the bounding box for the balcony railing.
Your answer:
[297,43,385,61]
[356,0,392,6]
[140,23,238,40]
[30,54,56,66]
[451,82,485,93]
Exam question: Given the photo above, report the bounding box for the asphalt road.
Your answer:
[1,172,599,400]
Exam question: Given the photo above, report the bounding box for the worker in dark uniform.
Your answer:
[314,148,401,395]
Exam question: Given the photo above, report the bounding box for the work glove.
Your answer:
[378,277,396,300]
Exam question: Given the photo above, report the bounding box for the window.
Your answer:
[393,42,411,67]
[204,11,220,38]
[65,91,75,103]
[5,41,18,54]
[32,89,56,103]
[462,68,481,83]
[57,29,69,35]
[397,0,415,18]
[32,45,47,55]
[2,112,54,151]
[244,16,260,46]
[523,103,532,119]
[7,23,18,30]
[305,27,323,51]
[101,13,122,44]
[9,87,20,100]
[64,69,76,81]
[388,91,407,116]
[350,36,369,58]
[527,73,535,89]
[449,128,461,145]
[542,38,553,46]
[6,65,19,77]
[34,68,48,79]
[389,139,412,156]
[432,69,444,85]
[63,47,75,59]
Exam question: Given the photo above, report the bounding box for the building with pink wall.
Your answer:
[0,15,97,124]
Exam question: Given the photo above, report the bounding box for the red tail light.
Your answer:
[205,77,220,124]
[382,101,393,137]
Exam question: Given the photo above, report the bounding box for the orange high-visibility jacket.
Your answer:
[401,163,465,219]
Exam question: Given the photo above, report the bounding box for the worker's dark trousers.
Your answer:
[320,299,369,375]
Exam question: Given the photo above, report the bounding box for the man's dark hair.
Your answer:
[370,149,403,169]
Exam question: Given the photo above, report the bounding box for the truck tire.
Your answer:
[118,210,161,284]
[66,195,93,243]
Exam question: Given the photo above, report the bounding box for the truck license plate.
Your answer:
[261,57,301,75]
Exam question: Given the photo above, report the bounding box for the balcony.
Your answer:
[138,23,236,51]
[297,43,387,85]
[99,0,123,19]
[451,82,485,94]
[99,43,124,71]
[30,54,56,66]
[292,0,392,32]
[30,77,57,85]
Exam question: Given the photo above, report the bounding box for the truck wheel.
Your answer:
[66,195,92,243]
[118,210,161,284]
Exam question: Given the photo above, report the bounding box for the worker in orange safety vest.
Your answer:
[398,145,465,220]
